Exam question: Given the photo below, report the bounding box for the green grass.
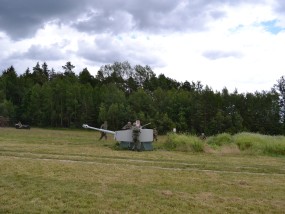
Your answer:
[164,133,204,152]
[207,133,233,146]
[234,132,285,156]
[162,132,285,156]
[0,128,285,213]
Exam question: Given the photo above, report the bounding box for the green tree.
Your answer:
[156,74,180,90]
[28,84,43,125]
[0,99,15,119]
[100,83,126,107]
[79,68,95,86]
[274,76,285,132]
[62,61,77,82]
[106,103,128,130]
[40,83,54,126]
[78,84,96,126]
[128,88,155,120]
[154,112,175,134]
[98,104,108,125]
[31,62,48,85]
[134,65,156,89]
[1,66,22,106]
[64,83,77,127]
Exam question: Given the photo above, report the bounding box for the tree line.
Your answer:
[0,61,284,135]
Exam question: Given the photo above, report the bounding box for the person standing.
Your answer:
[17,121,22,128]
[122,121,132,130]
[132,120,141,151]
[99,121,108,140]
[200,133,206,140]
[153,128,158,141]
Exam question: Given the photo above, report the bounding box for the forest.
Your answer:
[0,61,284,136]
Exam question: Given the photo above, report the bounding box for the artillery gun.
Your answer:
[82,123,154,151]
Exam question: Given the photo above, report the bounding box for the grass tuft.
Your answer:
[163,132,285,156]
[164,133,204,152]
[234,132,285,156]
[207,133,233,146]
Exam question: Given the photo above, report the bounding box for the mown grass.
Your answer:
[0,128,285,213]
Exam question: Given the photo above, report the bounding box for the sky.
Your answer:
[0,0,284,93]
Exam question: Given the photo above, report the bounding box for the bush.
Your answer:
[234,132,285,156]
[207,133,233,146]
[234,132,263,152]
[164,133,204,152]
[163,132,285,156]
[262,136,285,156]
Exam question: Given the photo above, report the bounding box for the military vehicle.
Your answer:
[15,123,30,129]
[82,121,154,151]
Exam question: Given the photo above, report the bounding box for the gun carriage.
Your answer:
[82,124,153,151]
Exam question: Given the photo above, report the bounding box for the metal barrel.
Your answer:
[141,122,151,128]
[82,124,116,135]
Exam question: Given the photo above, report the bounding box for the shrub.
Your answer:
[234,132,285,156]
[234,132,262,151]
[262,136,285,156]
[207,133,233,146]
[164,133,204,152]
[163,132,285,156]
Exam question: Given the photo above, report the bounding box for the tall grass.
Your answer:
[234,132,285,156]
[162,132,285,156]
[164,133,204,152]
[207,133,232,146]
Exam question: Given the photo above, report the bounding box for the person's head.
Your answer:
[128,121,131,125]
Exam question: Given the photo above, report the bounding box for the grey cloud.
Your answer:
[0,0,90,40]
[73,10,135,34]
[77,39,124,63]
[13,44,66,61]
[275,1,285,14]
[73,0,227,34]
[203,50,243,60]
[77,38,163,67]
[1,0,264,40]
[210,10,226,19]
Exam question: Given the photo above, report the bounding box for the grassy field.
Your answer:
[0,128,285,213]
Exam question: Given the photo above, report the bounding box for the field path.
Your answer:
[1,150,285,176]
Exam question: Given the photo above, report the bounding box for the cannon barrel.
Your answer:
[82,124,116,135]
[82,124,153,150]
[141,122,151,128]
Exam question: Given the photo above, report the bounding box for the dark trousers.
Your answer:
[99,132,107,140]
[132,139,141,151]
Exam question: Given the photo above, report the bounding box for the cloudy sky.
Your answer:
[0,0,284,93]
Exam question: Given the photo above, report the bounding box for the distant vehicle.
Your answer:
[82,123,154,151]
[15,123,30,129]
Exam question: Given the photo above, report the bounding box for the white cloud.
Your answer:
[152,2,285,93]
[1,0,284,93]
